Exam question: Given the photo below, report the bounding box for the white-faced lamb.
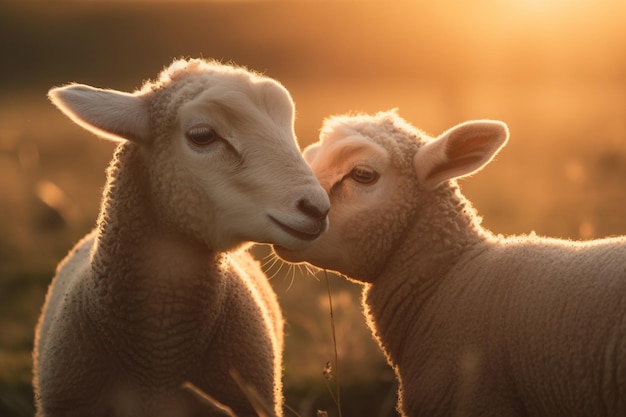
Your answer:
[276,110,626,417]
[33,58,330,417]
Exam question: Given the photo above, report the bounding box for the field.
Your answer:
[0,1,625,416]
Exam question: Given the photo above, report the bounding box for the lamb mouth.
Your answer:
[269,216,322,242]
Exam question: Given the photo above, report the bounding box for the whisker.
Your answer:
[304,263,320,277]
[268,261,285,281]
[285,264,296,291]
[261,250,324,291]
[261,252,286,281]
[261,252,280,271]
[310,269,322,282]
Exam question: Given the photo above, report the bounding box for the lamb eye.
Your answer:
[186,126,218,146]
[350,166,379,184]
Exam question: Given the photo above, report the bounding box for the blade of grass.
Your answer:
[182,382,237,417]
[229,369,275,417]
[284,403,303,417]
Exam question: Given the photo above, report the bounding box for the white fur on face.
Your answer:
[276,130,399,277]
[49,61,330,253]
[151,77,329,252]
[276,112,509,280]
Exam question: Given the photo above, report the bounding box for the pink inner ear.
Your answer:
[426,154,484,179]
[418,121,508,189]
[425,133,492,179]
[447,132,496,160]
[49,85,151,144]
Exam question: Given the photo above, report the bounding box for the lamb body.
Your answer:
[277,111,626,416]
[33,58,330,417]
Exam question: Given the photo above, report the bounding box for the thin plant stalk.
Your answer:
[182,382,237,417]
[324,269,343,417]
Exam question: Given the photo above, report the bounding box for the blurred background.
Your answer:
[0,0,625,416]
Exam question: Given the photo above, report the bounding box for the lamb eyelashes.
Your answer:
[331,166,379,193]
[349,165,379,184]
[185,126,245,166]
[186,125,220,147]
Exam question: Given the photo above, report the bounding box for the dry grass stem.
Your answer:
[323,269,343,417]
[230,369,277,417]
[181,382,237,417]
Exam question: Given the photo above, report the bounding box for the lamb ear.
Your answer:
[48,84,151,144]
[414,120,509,189]
[302,142,320,164]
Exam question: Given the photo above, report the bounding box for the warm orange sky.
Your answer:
[2,0,625,90]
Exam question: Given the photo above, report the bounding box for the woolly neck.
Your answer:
[91,140,225,277]
[87,142,226,373]
[95,143,153,244]
[363,181,492,365]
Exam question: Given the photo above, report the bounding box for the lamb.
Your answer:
[276,110,626,417]
[33,58,330,417]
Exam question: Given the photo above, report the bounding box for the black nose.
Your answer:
[297,198,329,221]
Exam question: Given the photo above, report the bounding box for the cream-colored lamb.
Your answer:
[277,110,626,417]
[33,58,330,417]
